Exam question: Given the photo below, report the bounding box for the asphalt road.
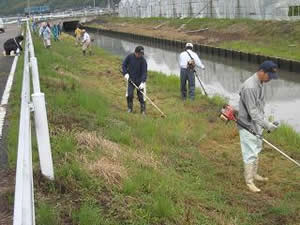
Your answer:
[0,24,20,167]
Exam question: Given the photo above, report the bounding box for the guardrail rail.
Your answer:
[13,21,54,225]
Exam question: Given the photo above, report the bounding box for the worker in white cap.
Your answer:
[178,43,205,100]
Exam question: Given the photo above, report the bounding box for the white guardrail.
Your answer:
[13,22,54,225]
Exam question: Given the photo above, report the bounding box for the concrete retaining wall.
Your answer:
[86,26,300,73]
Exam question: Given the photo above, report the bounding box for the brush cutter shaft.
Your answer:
[236,120,300,167]
[129,79,167,118]
[221,105,300,167]
[194,71,208,96]
[262,139,300,167]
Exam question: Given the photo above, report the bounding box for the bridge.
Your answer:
[4,8,115,28]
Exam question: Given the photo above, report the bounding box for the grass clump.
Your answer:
[72,203,102,225]
[36,202,60,225]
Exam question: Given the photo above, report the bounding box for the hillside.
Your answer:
[0,0,111,16]
[6,31,300,225]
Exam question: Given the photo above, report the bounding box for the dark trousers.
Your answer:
[127,81,145,112]
[180,68,195,100]
[4,43,17,55]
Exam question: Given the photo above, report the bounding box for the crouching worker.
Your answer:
[238,61,279,193]
[122,46,147,114]
[3,35,24,56]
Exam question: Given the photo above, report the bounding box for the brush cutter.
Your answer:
[220,104,300,167]
[120,71,166,118]
[194,70,208,96]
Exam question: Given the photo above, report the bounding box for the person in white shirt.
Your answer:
[178,43,205,100]
[81,29,91,56]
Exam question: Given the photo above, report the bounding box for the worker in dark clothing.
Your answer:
[3,35,24,56]
[122,46,148,114]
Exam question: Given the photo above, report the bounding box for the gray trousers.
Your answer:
[180,68,195,100]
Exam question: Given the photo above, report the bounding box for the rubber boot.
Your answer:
[83,50,86,56]
[140,102,146,115]
[244,162,261,193]
[127,97,133,113]
[253,159,269,182]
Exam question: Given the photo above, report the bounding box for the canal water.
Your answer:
[92,33,300,132]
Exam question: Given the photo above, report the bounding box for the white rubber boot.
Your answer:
[253,159,269,182]
[244,163,261,193]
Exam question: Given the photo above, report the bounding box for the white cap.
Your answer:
[185,43,193,48]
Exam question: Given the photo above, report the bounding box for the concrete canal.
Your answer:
[91,32,300,132]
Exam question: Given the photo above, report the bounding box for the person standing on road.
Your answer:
[238,61,279,193]
[122,46,147,114]
[179,43,205,100]
[81,29,91,56]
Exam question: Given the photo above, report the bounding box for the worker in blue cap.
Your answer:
[238,60,279,193]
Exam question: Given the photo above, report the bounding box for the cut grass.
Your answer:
[6,32,300,224]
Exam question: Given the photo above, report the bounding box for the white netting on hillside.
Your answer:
[118,0,300,20]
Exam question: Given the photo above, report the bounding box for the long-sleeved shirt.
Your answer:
[179,50,205,69]
[41,26,51,40]
[238,73,270,135]
[75,28,82,37]
[82,32,90,43]
[122,53,147,84]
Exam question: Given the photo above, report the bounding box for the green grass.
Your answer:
[36,202,60,225]
[72,203,102,225]
[6,32,300,224]
[94,16,300,61]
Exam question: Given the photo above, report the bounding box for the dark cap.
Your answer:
[135,46,144,54]
[259,60,279,80]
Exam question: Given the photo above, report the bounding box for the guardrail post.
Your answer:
[31,93,54,180]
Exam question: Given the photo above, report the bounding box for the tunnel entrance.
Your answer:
[63,20,80,31]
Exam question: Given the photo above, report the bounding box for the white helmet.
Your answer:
[185,43,193,49]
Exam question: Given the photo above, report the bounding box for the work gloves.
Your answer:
[124,73,129,81]
[266,121,279,132]
[139,82,145,90]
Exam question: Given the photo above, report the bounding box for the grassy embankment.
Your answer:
[6,32,300,225]
[89,16,300,61]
